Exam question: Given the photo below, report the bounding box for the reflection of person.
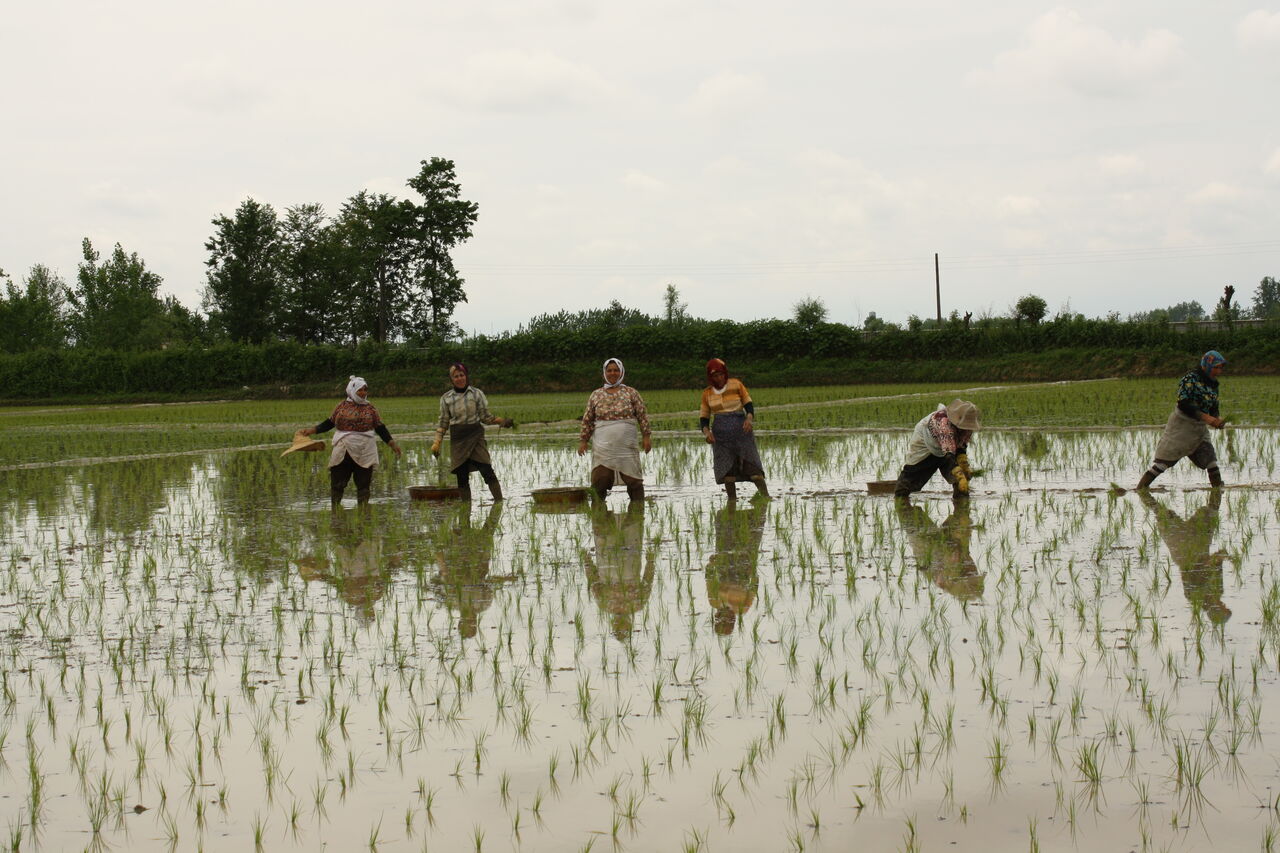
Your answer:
[577,358,652,502]
[700,358,769,500]
[894,501,984,601]
[894,400,981,499]
[1137,351,1227,490]
[584,504,655,641]
[300,376,402,507]
[296,516,391,619]
[705,502,767,634]
[430,503,510,639]
[1137,489,1230,624]
[430,363,515,502]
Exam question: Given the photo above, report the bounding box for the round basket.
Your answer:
[408,486,463,501]
[531,486,591,506]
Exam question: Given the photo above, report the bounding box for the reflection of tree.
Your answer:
[895,502,984,601]
[705,502,767,635]
[1017,433,1050,461]
[1138,489,1230,625]
[430,503,509,640]
[82,455,199,537]
[584,505,655,642]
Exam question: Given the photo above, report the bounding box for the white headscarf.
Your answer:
[346,375,370,405]
[602,358,625,388]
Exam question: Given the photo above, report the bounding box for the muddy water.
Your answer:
[3,431,1280,851]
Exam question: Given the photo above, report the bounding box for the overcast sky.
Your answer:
[3,1,1279,333]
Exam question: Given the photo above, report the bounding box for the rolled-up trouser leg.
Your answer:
[454,469,472,500]
[352,460,374,505]
[590,465,614,499]
[750,475,769,497]
[1138,458,1174,490]
[620,472,644,502]
[724,476,737,500]
[1187,441,1223,486]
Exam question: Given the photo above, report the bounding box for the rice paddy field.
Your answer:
[3,377,1280,852]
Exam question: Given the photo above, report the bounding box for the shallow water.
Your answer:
[3,431,1280,851]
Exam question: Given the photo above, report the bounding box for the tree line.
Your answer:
[0,157,477,353]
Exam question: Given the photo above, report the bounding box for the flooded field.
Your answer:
[3,384,1280,851]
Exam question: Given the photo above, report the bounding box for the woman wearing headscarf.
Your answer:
[578,358,651,501]
[700,358,768,500]
[1137,351,1227,489]
[430,362,515,501]
[893,399,982,500]
[300,376,402,507]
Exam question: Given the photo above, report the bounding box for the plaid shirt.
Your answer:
[436,387,497,435]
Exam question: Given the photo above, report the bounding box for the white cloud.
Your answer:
[684,71,766,117]
[1237,9,1280,51]
[969,8,1183,97]
[1098,154,1145,177]
[1188,181,1249,205]
[1265,148,1280,176]
[998,195,1043,218]
[620,171,668,193]
[436,50,614,112]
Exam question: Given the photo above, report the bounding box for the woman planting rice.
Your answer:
[893,399,981,500]
[1136,350,1227,490]
[699,358,768,500]
[431,362,515,501]
[300,376,401,507]
[578,358,651,502]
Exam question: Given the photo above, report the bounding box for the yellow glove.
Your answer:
[950,466,969,495]
[956,452,972,477]
[431,438,442,457]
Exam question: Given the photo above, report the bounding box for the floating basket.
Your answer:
[408,486,463,501]
[531,486,592,506]
[866,480,897,496]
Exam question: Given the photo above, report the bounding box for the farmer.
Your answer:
[893,399,982,499]
[578,358,651,502]
[699,358,769,500]
[300,376,402,507]
[1136,351,1227,490]
[431,362,515,501]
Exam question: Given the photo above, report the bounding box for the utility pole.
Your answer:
[934,253,942,326]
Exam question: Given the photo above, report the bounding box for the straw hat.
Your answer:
[945,399,982,431]
[281,430,325,457]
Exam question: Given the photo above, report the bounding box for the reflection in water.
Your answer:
[296,512,394,620]
[431,503,510,639]
[705,502,767,635]
[895,501,984,601]
[584,504,655,641]
[1138,489,1231,624]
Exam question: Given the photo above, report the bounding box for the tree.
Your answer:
[1013,294,1048,325]
[278,203,344,344]
[337,191,414,344]
[203,198,282,343]
[862,311,889,332]
[793,296,828,327]
[0,264,67,352]
[1214,285,1242,324]
[67,239,169,350]
[403,157,480,343]
[1251,276,1280,320]
[662,283,688,324]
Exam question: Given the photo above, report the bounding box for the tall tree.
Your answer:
[0,264,68,352]
[1013,294,1048,325]
[1251,276,1280,320]
[67,239,169,350]
[337,191,414,344]
[403,158,479,342]
[662,283,688,324]
[203,198,282,342]
[278,203,344,344]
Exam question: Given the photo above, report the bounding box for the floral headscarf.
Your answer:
[448,362,469,391]
[1200,351,1226,374]
[602,358,625,388]
[345,376,369,405]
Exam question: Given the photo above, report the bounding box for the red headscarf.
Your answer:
[706,358,728,390]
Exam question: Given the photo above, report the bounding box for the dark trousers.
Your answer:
[454,461,498,490]
[894,455,958,498]
[330,454,373,505]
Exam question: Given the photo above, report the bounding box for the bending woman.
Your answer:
[700,358,768,500]
[1137,350,1227,490]
[431,362,515,501]
[578,358,651,502]
[301,376,402,507]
